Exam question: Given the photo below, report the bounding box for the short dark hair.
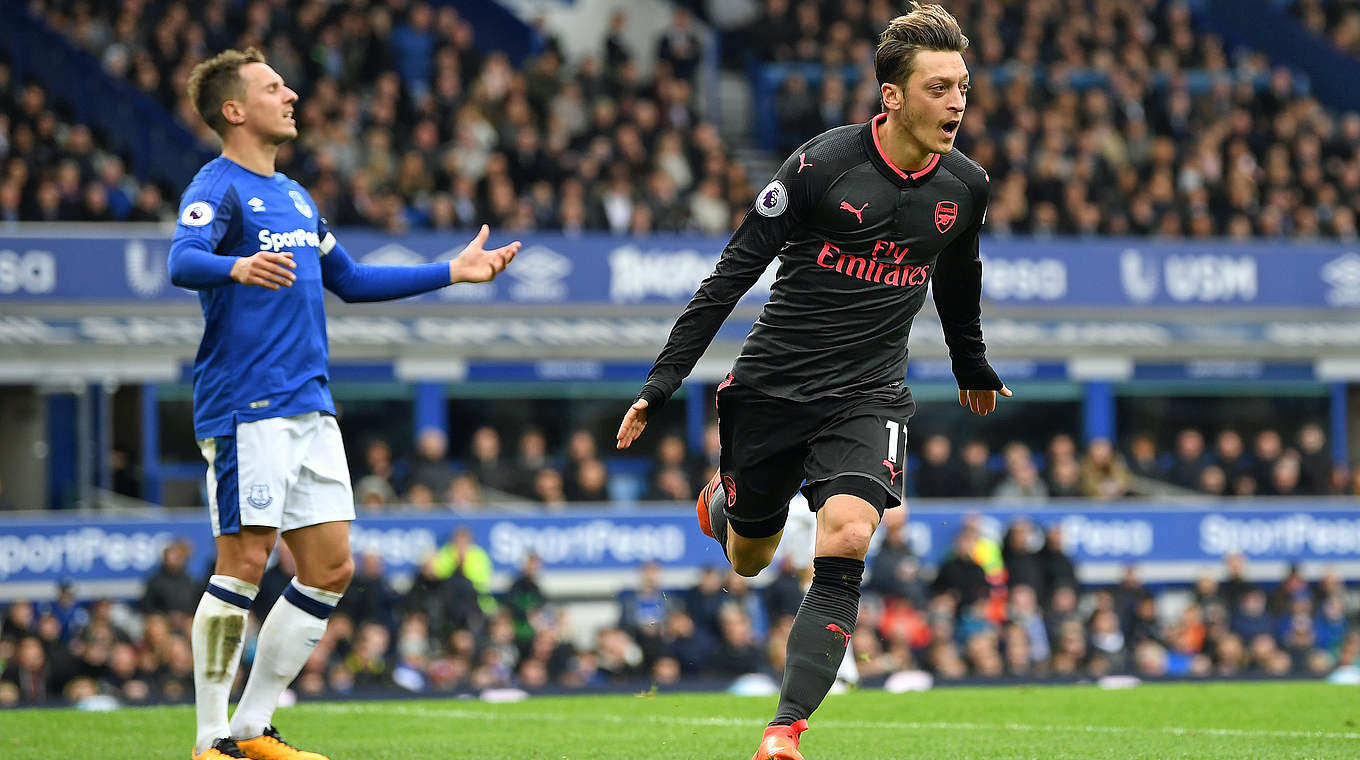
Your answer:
[875,3,969,88]
[186,47,267,135]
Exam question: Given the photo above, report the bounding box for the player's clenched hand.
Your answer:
[959,385,1012,416]
[230,251,296,290]
[615,399,650,450]
[449,224,521,284]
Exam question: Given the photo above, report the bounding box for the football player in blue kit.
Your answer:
[169,48,520,760]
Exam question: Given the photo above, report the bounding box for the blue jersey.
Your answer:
[169,157,451,439]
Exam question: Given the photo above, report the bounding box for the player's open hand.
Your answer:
[959,385,1012,416]
[230,251,296,289]
[615,399,650,449]
[449,224,520,284]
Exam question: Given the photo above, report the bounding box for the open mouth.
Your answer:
[941,120,960,137]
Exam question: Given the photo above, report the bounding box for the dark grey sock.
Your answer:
[706,478,729,559]
[772,555,863,726]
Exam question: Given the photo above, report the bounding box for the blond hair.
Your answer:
[186,47,267,135]
[875,3,969,87]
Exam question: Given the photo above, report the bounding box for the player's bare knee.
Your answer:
[731,553,772,577]
[820,520,875,559]
[300,554,352,593]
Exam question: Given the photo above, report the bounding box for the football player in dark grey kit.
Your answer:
[616,4,1009,758]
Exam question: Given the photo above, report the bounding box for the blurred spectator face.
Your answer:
[519,429,547,461]
[1271,454,1301,493]
[1129,434,1156,462]
[419,428,449,461]
[1048,434,1076,463]
[568,430,596,463]
[1254,429,1282,461]
[654,467,691,501]
[470,427,498,461]
[1199,465,1226,494]
[657,435,686,467]
[407,484,435,507]
[366,440,392,472]
[922,434,950,464]
[448,473,482,507]
[535,468,566,505]
[1298,423,1325,454]
[578,458,608,495]
[962,441,988,467]
[361,551,383,579]
[1215,430,1243,460]
[1087,438,1114,466]
[1176,429,1203,461]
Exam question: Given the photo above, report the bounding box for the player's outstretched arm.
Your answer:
[958,385,1013,416]
[320,223,519,303]
[615,399,649,449]
[449,224,521,284]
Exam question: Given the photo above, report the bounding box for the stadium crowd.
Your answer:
[3,519,1357,706]
[1291,0,1360,57]
[1,0,1353,240]
[323,419,1348,513]
[748,0,1360,239]
[24,0,749,235]
[0,62,169,224]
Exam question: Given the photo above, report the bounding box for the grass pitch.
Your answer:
[2,681,1356,759]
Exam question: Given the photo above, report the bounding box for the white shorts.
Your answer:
[775,492,818,570]
[197,412,355,537]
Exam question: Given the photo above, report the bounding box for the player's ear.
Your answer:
[880,82,902,112]
[222,98,246,128]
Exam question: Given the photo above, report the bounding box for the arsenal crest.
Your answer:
[935,200,958,233]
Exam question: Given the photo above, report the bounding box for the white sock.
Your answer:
[229,578,340,739]
[193,575,258,754]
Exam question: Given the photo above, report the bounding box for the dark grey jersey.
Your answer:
[639,114,1000,409]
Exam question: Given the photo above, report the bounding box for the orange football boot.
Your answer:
[751,719,809,760]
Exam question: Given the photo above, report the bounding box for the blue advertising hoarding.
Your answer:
[3,504,1359,589]
[2,230,1358,309]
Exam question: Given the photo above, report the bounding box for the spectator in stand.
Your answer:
[1040,524,1078,602]
[1079,437,1133,500]
[685,566,728,638]
[1213,430,1252,484]
[533,468,568,509]
[509,428,551,499]
[409,427,455,499]
[1295,423,1332,494]
[709,603,768,676]
[914,434,963,498]
[1252,429,1285,495]
[566,457,610,503]
[465,426,517,496]
[1169,428,1208,490]
[336,551,400,633]
[866,519,926,607]
[1,636,56,705]
[647,466,694,501]
[432,526,494,614]
[1125,432,1163,485]
[618,561,674,662]
[504,554,546,643]
[563,429,598,486]
[139,539,202,624]
[1001,518,1045,599]
[994,443,1049,503]
[960,441,996,498]
[932,526,989,607]
[354,438,400,507]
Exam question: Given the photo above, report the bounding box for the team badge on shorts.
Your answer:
[723,474,738,507]
[247,484,274,509]
[935,200,958,233]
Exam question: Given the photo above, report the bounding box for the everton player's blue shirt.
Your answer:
[169,156,450,440]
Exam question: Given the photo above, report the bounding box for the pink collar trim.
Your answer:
[870,113,939,179]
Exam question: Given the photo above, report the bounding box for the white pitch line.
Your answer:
[306,703,1360,741]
